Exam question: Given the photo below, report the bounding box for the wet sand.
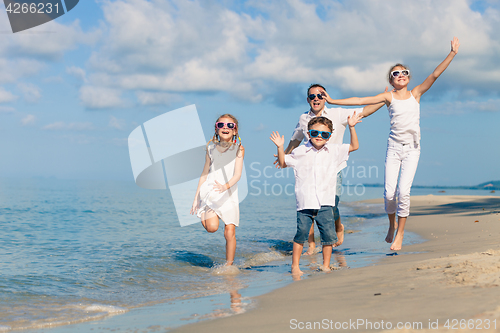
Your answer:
[173,195,500,332]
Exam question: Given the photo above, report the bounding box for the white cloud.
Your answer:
[66,66,87,83]
[74,0,500,107]
[0,59,44,84]
[333,62,396,93]
[109,116,126,130]
[0,15,100,97]
[135,91,181,106]
[21,114,36,126]
[0,106,15,113]
[18,83,41,103]
[3,20,94,61]
[42,121,95,131]
[79,86,124,109]
[0,87,17,103]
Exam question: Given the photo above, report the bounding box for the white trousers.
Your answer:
[384,139,420,217]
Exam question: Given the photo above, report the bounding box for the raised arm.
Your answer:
[347,111,362,152]
[324,90,391,107]
[361,87,390,117]
[412,37,460,100]
[273,139,299,168]
[270,131,287,169]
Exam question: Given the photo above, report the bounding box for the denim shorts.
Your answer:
[294,206,337,245]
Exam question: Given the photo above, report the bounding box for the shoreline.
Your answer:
[28,195,500,332]
[33,198,402,332]
[172,195,500,332]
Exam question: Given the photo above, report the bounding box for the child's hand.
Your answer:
[451,36,460,54]
[214,180,228,193]
[270,131,285,147]
[190,200,199,215]
[273,154,282,169]
[348,111,363,128]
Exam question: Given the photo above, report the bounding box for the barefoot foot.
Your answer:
[304,241,316,255]
[385,222,398,243]
[390,231,404,251]
[291,265,304,276]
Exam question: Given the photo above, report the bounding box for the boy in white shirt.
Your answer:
[278,84,385,253]
[270,114,362,275]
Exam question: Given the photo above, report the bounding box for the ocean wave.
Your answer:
[83,304,128,314]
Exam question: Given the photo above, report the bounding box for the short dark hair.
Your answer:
[308,116,333,132]
[307,84,326,96]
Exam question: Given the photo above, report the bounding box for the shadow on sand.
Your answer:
[411,197,500,217]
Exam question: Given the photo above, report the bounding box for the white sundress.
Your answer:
[197,143,240,226]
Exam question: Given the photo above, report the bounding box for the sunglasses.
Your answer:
[216,122,236,129]
[308,94,324,100]
[308,129,331,140]
[390,69,410,78]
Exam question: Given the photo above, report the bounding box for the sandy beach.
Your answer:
[172,195,500,332]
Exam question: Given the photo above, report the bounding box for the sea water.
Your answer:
[0,178,497,331]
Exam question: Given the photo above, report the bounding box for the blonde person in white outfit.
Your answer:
[324,37,460,251]
[279,84,385,254]
[191,114,245,266]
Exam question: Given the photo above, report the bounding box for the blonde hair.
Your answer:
[207,114,242,152]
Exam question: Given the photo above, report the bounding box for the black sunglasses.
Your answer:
[308,94,324,100]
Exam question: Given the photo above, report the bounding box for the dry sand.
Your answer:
[173,195,500,332]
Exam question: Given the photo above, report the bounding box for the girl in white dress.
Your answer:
[323,37,460,251]
[190,114,245,265]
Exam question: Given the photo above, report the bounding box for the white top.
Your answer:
[388,91,420,144]
[290,107,361,170]
[284,142,350,211]
[197,143,240,226]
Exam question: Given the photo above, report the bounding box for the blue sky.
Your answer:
[0,0,499,186]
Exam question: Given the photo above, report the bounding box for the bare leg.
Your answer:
[390,216,406,251]
[304,224,315,255]
[224,224,236,265]
[333,218,344,247]
[321,245,333,271]
[291,242,304,275]
[201,209,219,233]
[385,213,397,243]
